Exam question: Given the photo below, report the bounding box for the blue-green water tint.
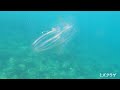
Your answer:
[0,11,120,79]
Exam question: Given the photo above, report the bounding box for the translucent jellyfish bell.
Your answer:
[32,24,75,52]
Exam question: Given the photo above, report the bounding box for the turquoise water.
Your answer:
[0,11,120,79]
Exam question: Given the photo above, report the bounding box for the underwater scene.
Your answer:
[0,11,120,79]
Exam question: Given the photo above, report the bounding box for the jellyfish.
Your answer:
[32,23,75,52]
